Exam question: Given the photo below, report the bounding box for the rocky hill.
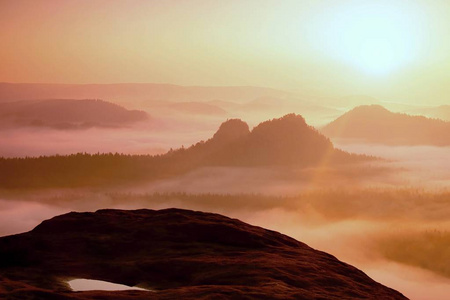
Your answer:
[0,114,372,189]
[169,114,368,167]
[0,99,148,129]
[0,208,407,299]
[0,83,289,103]
[321,105,450,146]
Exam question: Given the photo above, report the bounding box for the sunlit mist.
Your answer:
[1,1,449,300]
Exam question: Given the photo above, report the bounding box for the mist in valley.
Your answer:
[1,186,449,299]
[0,115,216,158]
[2,98,450,299]
[2,1,450,297]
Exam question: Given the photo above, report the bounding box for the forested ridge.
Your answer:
[0,114,374,189]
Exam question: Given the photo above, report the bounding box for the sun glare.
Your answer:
[316,2,423,75]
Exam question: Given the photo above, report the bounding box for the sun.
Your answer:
[316,2,423,76]
[356,38,396,75]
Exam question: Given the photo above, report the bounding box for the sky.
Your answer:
[1,0,449,105]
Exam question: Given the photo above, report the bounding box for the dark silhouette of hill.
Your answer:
[0,208,407,299]
[170,114,368,167]
[321,105,450,146]
[0,82,289,104]
[0,99,148,129]
[0,114,372,189]
[212,118,250,142]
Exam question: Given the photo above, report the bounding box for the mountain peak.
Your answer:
[212,119,250,143]
[349,104,390,114]
[251,114,317,142]
[322,105,450,146]
[178,114,366,168]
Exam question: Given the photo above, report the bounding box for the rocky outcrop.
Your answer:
[0,208,407,299]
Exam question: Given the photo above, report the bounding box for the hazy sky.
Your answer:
[1,0,449,104]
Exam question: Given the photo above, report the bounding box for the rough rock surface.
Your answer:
[0,208,407,299]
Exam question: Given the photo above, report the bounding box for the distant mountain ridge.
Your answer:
[167,113,369,167]
[404,105,450,121]
[0,114,372,189]
[0,82,289,104]
[0,208,407,299]
[321,105,450,146]
[0,99,148,129]
[167,101,227,115]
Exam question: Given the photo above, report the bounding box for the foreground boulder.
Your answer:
[0,208,407,299]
